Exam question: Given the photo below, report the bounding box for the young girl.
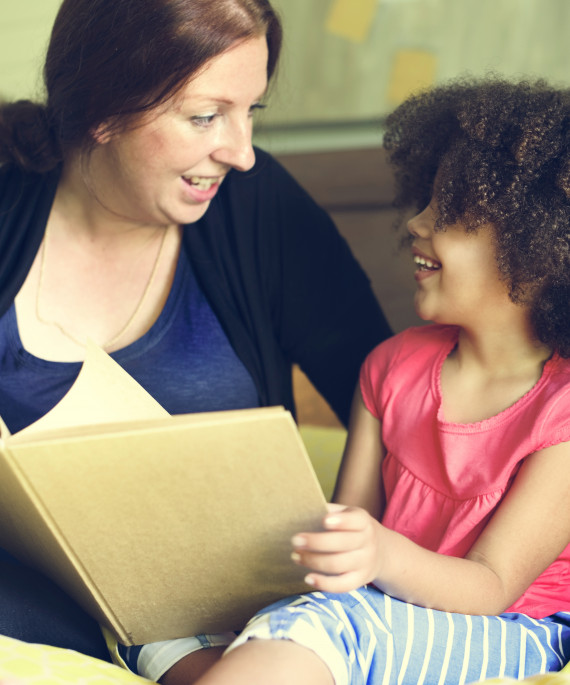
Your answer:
[191,77,570,685]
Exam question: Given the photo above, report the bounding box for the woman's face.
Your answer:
[90,36,269,227]
[407,202,514,328]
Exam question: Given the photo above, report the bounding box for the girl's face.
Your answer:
[407,203,514,327]
[89,36,269,227]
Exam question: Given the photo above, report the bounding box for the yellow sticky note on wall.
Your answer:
[387,49,438,105]
[326,0,378,43]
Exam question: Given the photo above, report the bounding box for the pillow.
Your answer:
[0,633,568,684]
[299,425,346,500]
[0,635,152,684]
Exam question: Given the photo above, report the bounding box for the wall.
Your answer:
[2,1,569,153]
[259,0,570,152]
[0,1,61,101]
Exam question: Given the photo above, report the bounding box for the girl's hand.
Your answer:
[291,503,384,593]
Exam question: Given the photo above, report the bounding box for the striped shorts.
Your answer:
[226,587,570,685]
[118,632,236,681]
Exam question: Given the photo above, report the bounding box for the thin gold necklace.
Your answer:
[35,226,169,350]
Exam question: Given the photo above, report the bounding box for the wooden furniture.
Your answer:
[276,147,421,427]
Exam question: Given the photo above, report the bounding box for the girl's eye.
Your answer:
[190,114,218,128]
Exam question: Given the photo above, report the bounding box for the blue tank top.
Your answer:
[0,248,260,434]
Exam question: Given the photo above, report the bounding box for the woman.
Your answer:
[0,0,391,683]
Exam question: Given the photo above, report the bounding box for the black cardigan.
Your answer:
[0,148,391,425]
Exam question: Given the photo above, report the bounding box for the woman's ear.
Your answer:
[91,120,115,145]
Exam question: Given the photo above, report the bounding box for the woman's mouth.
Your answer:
[182,175,219,190]
[181,175,221,202]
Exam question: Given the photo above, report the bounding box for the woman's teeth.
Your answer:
[414,255,441,271]
[184,176,218,190]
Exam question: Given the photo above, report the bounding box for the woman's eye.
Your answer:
[190,104,266,127]
[190,114,218,128]
[249,103,267,117]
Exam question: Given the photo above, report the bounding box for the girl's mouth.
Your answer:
[413,254,441,272]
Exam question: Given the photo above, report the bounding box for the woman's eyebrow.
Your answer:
[189,89,268,106]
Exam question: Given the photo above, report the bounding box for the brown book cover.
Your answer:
[0,343,328,646]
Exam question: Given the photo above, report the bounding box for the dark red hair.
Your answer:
[0,0,282,172]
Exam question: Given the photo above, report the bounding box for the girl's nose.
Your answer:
[407,213,423,238]
[407,206,433,238]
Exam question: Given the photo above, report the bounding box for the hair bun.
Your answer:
[0,100,61,173]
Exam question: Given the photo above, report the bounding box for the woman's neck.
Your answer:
[56,154,172,242]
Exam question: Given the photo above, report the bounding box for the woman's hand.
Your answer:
[291,503,384,593]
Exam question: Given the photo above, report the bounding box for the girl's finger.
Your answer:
[326,502,347,513]
[291,530,366,554]
[293,508,369,547]
[323,506,370,531]
[291,549,365,576]
[304,570,366,594]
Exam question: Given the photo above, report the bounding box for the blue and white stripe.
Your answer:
[118,631,236,681]
[226,587,570,685]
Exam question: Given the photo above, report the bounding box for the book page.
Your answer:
[5,407,327,644]
[12,407,287,446]
[0,413,11,444]
[13,341,168,440]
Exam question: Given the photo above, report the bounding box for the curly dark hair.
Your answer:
[383,76,570,357]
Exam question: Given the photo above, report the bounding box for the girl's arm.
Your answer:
[332,385,385,520]
[293,397,570,615]
[293,386,387,592]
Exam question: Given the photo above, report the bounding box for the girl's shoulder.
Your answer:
[365,324,457,367]
[532,353,570,448]
[360,324,457,413]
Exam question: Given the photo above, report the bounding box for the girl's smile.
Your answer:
[412,247,442,281]
[407,203,517,327]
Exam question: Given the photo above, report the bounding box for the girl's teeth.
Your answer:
[414,255,440,270]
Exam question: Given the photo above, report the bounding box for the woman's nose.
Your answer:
[212,119,256,172]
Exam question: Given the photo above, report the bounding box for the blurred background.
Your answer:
[2,0,568,154]
[1,0,568,430]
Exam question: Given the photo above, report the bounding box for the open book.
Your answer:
[0,343,328,646]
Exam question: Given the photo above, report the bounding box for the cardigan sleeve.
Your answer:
[185,148,392,426]
[0,155,390,427]
[0,164,60,316]
[249,150,392,424]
